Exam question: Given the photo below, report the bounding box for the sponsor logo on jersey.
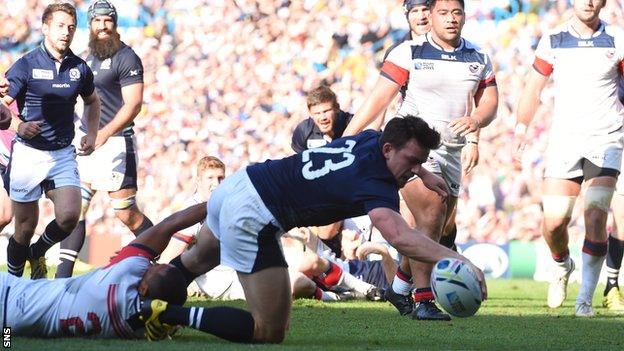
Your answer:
[52,83,71,88]
[414,61,435,70]
[101,58,112,69]
[69,68,81,81]
[32,69,54,80]
[578,40,594,47]
[441,54,457,61]
[129,69,140,76]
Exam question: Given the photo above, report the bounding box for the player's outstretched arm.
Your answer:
[343,76,400,136]
[131,203,207,256]
[368,207,487,299]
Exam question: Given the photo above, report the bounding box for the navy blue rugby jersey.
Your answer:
[247,130,400,231]
[81,42,143,136]
[6,44,95,150]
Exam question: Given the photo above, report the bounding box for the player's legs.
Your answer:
[56,183,93,278]
[404,178,456,320]
[8,201,38,277]
[575,175,615,316]
[299,250,375,297]
[0,185,13,232]
[237,266,291,343]
[604,192,624,309]
[542,177,580,308]
[26,186,81,279]
[174,223,221,284]
[109,187,153,235]
[439,206,458,251]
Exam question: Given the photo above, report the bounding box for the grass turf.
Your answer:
[9,279,624,350]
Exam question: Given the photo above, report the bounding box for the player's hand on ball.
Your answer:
[140,299,174,341]
[463,259,488,300]
[78,132,96,156]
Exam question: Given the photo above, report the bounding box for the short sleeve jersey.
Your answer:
[247,130,400,231]
[291,110,353,153]
[6,244,154,338]
[82,43,143,136]
[6,44,95,150]
[532,21,624,136]
[381,33,496,126]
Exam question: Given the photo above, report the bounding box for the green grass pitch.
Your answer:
[10,279,624,350]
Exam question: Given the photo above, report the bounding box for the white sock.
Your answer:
[338,271,374,294]
[321,290,339,301]
[391,274,412,296]
[554,255,572,272]
[576,252,605,304]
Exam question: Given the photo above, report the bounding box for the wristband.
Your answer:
[467,141,478,145]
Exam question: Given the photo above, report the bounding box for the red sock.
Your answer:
[313,262,343,289]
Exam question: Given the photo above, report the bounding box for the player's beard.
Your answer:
[88,30,122,60]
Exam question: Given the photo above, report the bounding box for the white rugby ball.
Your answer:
[431,257,482,317]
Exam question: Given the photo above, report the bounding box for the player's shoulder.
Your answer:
[115,43,142,62]
[461,38,492,63]
[384,36,422,59]
[604,22,624,40]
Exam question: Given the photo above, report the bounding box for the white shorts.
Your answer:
[7,141,80,202]
[194,265,245,300]
[74,130,138,191]
[207,169,287,273]
[544,130,623,179]
[421,146,462,197]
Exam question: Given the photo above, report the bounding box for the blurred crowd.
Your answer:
[1,0,624,245]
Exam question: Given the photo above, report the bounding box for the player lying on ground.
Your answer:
[0,203,226,340]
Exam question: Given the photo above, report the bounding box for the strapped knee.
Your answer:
[111,195,136,211]
[584,186,614,213]
[542,195,576,218]
[79,186,94,221]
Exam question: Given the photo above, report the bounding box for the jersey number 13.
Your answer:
[301,140,356,180]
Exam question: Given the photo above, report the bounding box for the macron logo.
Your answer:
[578,40,594,47]
[52,83,70,88]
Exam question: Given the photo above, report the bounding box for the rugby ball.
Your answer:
[431,257,482,317]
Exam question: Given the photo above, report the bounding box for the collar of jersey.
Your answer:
[566,20,605,39]
[39,42,75,63]
[425,32,465,52]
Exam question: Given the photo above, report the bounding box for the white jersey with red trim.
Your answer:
[533,21,624,137]
[1,245,153,338]
[381,32,496,142]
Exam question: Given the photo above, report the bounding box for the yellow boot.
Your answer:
[602,287,624,311]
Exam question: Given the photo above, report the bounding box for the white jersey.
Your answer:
[381,32,496,146]
[172,193,205,244]
[534,21,624,137]
[1,245,154,338]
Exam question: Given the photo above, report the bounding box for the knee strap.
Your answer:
[79,186,94,221]
[584,186,614,213]
[542,195,577,218]
[111,195,136,211]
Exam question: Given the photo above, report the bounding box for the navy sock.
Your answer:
[605,235,624,294]
[7,236,28,277]
[56,220,86,278]
[131,216,153,236]
[158,304,255,343]
[29,220,71,259]
[440,226,457,252]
